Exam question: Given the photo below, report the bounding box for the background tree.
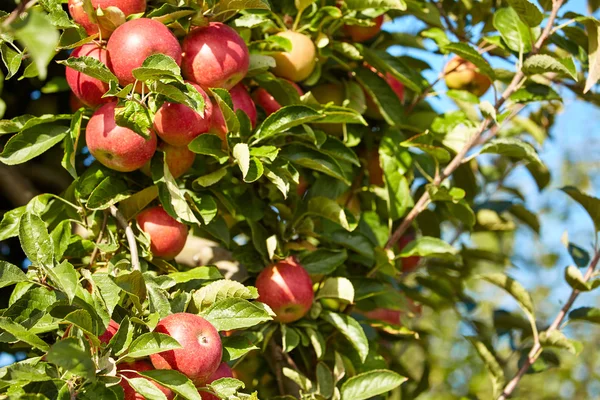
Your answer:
[0,0,599,399]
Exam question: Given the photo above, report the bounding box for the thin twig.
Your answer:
[498,248,600,400]
[266,339,286,396]
[2,0,38,28]
[109,205,140,271]
[384,0,565,251]
[89,210,109,268]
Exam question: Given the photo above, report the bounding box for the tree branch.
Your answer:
[109,205,140,271]
[384,0,565,250]
[498,248,600,400]
[2,0,38,28]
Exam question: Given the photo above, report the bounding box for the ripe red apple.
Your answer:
[118,360,174,400]
[182,22,249,91]
[343,15,384,42]
[271,31,316,82]
[66,44,111,108]
[69,92,85,112]
[255,256,314,323]
[150,313,222,386]
[252,81,303,116]
[140,142,196,179]
[398,231,420,273]
[444,56,491,97]
[136,206,188,259]
[153,82,213,147]
[107,19,182,88]
[68,0,146,37]
[210,84,257,139]
[364,308,402,325]
[86,102,157,172]
[201,363,233,400]
[98,319,120,344]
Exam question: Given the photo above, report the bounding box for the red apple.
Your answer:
[140,142,196,179]
[107,19,182,88]
[99,319,120,344]
[252,81,303,116]
[118,360,174,400]
[398,231,420,273]
[150,313,222,386]
[68,0,146,37]
[271,31,316,82]
[136,206,188,259]
[444,56,491,97]
[153,82,213,147]
[182,22,249,91]
[66,43,111,108]
[255,256,314,323]
[86,102,157,172]
[296,175,308,197]
[201,363,233,400]
[210,83,257,139]
[343,15,384,43]
[69,92,85,112]
[364,308,402,325]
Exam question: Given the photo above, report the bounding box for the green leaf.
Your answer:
[380,129,413,220]
[0,206,25,241]
[317,362,334,398]
[480,138,542,165]
[207,378,246,398]
[139,370,201,400]
[561,187,600,232]
[569,307,600,324]
[509,83,561,104]
[281,325,300,352]
[506,0,543,27]
[0,124,68,165]
[201,298,272,331]
[114,101,153,139]
[118,186,159,221]
[0,317,49,351]
[109,317,134,356]
[193,166,229,188]
[62,108,84,178]
[13,9,60,80]
[567,243,590,268]
[1,42,22,79]
[584,21,600,93]
[233,143,250,179]
[321,311,369,362]
[340,369,407,400]
[213,0,270,13]
[522,54,578,80]
[126,332,182,359]
[123,377,168,400]
[539,330,579,355]
[189,280,258,313]
[564,265,590,291]
[281,145,351,185]
[316,277,354,303]
[300,249,347,275]
[48,260,79,303]
[355,67,404,126]
[307,197,356,232]
[442,42,495,79]
[0,261,27,288]
[168,266,222,284]
[344,0,406,10]
[132,54,182,82]
[58,56,118,83]
[222,333,259,362]
[46,338,95,379]
[493,7,532,53]
[252,105,323,144]
[465,337,506,397]
[211,88,239,137]
[185,191,218,225]
[87,176,132,210]
[19,212,53,268]
[188,134,229,164]
[397,236,458,258]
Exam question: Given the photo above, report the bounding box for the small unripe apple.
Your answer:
[210,84,257,139]
[444,56,491,97]
[398,230,420,273]
[182,22,249,91]
[140,142,196,179]
[98,319,120,344]
[153,82,213,147]
[252,81,303,116]
[118,360,174,400]
[271,31,316,82]
[311,83,345,135]
[68,0,146,37]
[343,15,384,42]
[255,256,314,323]
[201,363,233,400]
[107,19,182,88]
[150,313,222,386]
[136,206,188,259]
[66,44,111,108]
[86,102,157,172]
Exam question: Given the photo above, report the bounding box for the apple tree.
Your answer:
[0,0,599,399]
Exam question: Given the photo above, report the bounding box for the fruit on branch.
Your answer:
[153,82,213,147]
[398,230,420,273]
[182,22,249,91]
[136,206,188,259]
[118,360,174,400]
[311,83,345,136]
[363,308,402,325]
[364,71,405,120]
[296,175,308,197]
[150,313,222,385]
[443,56,491,97]
[140,142,196,179]
[107,18,182,88]
[201,363,233,400]
[271,31,316,82]
[65,44,111,108]
[68,0,146,37]
[210,84,257,139]
[343,15,384,43]
[86,102,157,172]
[255,256,314,323]
[98,319,120,344]
[252,81,303,116]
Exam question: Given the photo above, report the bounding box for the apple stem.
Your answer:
[109,205,140,271]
